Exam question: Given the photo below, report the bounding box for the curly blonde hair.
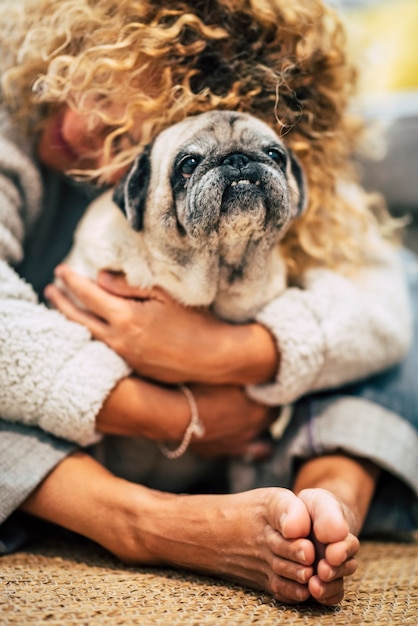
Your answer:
[0,0,397,277]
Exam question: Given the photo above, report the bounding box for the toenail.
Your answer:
[296,549,306,563]
[280,514,288,537]
[327,568,336,581]
[297,568,307,582]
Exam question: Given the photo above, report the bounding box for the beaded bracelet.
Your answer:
[158,384,205,459]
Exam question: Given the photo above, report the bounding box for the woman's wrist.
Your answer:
[158,384,205,459]
[96,376,191,441]
[201,321,279,386]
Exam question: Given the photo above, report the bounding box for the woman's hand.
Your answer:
[189,383,277,459]
[96,375,277,460]
[45,265,279,386]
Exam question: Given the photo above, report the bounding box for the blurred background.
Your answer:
[330,0,418,252]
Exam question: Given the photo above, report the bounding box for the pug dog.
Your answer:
[64,110,307,323]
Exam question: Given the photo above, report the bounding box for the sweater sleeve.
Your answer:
[247,244,412,406]
[0,120,131,447]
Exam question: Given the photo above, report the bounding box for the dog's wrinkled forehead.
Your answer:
[152,111,281,165]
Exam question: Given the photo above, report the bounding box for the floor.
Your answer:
[1,532,417,625]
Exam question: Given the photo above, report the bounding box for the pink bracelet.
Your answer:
[158,384,205,459]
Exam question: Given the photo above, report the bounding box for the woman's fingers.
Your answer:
[44,282,109,338]
[52,265,123,320]
[97,270,163,300]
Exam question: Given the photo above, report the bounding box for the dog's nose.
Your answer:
[222,153,251,170]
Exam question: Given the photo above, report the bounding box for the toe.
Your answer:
[308,574,345,606]
[270,488,312,540]
[269,572,311,604]
[271,554,314,584]
[317,556,357,582]
[298,488,350,545]
[267,531,315,566]
[325,533,360,567]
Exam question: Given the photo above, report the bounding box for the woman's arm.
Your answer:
[46,267,279,386]
[249,245,412,405]
[0,118,130,446]
[47,242,412,407]
[96,377,275,458]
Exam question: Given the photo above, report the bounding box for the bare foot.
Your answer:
[298,488,360,605]
[120,487,317,604]
[20,454,316,604]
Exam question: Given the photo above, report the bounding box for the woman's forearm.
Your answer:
[97,377,274,459]
[96,376,191,441]
[200,321,279,386]
[250,248,412,406]
[46,268,280,388]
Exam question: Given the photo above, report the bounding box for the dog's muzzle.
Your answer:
[223,152,262,183]
[220,153,266,208]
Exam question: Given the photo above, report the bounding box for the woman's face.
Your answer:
[37,105,139,182]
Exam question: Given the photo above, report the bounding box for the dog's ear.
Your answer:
[288,150,308,216]
[112,145,152,231]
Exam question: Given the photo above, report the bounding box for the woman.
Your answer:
[0,0,416,606]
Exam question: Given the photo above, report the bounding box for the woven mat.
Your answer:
[0,532,417,626]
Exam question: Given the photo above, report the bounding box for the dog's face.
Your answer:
[113,111,307,318]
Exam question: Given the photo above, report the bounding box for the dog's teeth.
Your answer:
[231,179,251,187]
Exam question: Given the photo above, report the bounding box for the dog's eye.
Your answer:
[264,147,287,168]
[177,155,201,179]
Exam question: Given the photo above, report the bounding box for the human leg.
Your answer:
[293,454,379,604]
[233,254,417,603]
[279,310,417,605]
[294,249,418,540]
[0,421,76,555]
[19,449,353,605]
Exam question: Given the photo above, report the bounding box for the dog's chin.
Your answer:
[218,182,272,238]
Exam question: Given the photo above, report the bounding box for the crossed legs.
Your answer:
[21,450,377,605]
